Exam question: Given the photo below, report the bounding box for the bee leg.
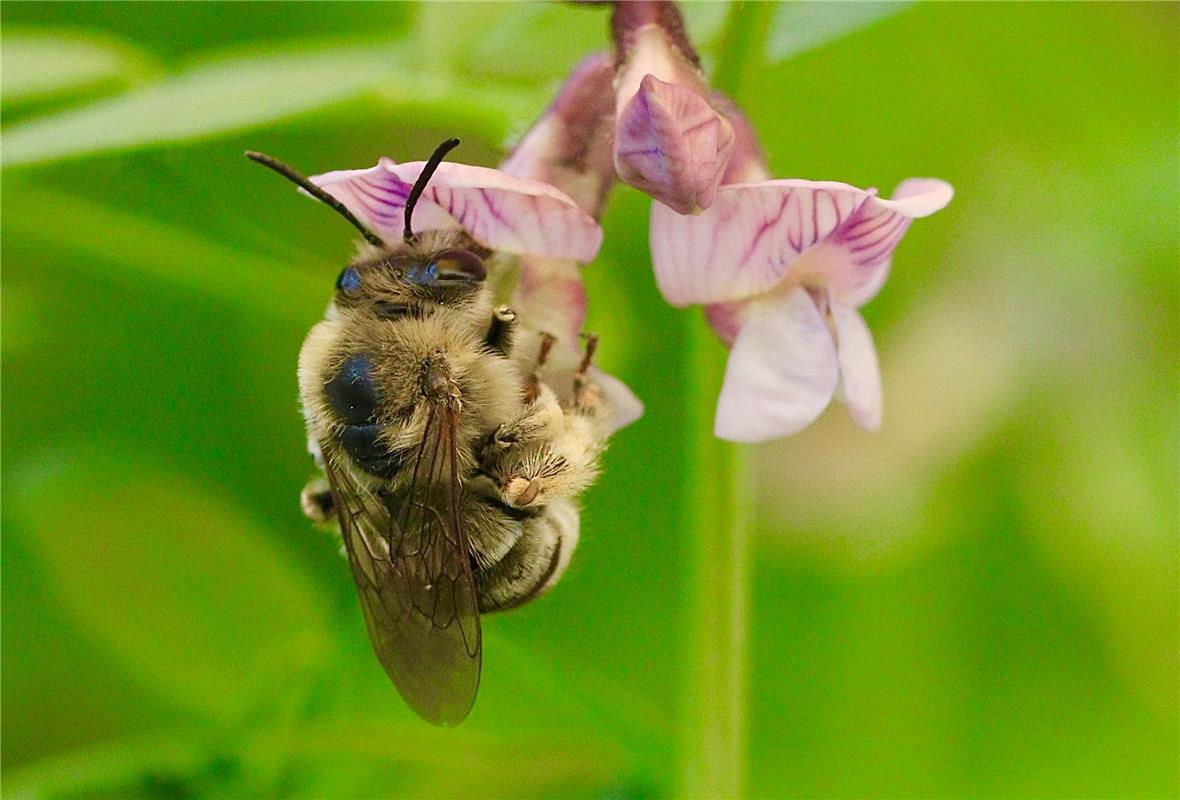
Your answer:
[485,305,517,356]
[483,384,564,456]
[497,411,602,509]
[477,499,579,613]
[523,332,557,404]
[571,333,603,413]
[503,475,544,507]
[300,477,336,524]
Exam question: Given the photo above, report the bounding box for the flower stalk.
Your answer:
[681,310,751,799]
[677,5,771,797]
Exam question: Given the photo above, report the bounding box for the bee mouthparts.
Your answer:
[424,365,457,401]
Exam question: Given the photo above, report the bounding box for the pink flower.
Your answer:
[502,52,617,222]
[650,115,953,440]
[309,159,603,263]
[500,53,617,347]
[601,0,955,442]
[611,1,734,214]
[307,73,643,433]
[498,52,643,431]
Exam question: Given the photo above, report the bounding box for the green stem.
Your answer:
[712,1,777,99]
[678,4,775,797]
[680,313,752,799]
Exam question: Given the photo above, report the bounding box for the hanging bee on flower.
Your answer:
[247,72,639,726]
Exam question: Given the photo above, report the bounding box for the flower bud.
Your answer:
[611,1,734,213]
[501,52,617,219]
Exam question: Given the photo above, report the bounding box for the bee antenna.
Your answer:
[245,151,385,247]
[403,137,461,244]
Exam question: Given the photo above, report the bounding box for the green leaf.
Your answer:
[5,716,629,799]
[5,446,333,722]
[766,2,913,63]
[1,42,400,166]
[0,28,159,105]
[1,39,537,167]
[2,182,324,323]
[2,728,215,799]
[681,2,736,58]
[455,4,613,84]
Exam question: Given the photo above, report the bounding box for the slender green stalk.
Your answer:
[678,4,775,797]
[680,312,752,799]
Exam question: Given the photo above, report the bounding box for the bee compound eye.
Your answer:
[324,354,381,425]
[336,267,362,296]
[338,423,403,478]
[404,261,438,285]
[432,248,486,282]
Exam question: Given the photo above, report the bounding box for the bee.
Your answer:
[247,140,612,725]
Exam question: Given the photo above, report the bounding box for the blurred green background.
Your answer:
[2,2,1176,798]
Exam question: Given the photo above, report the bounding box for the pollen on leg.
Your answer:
[504,476,542,507]
[524,332,558,403]
[577,333,598,374]
[537,333,557,368]
[572,333,601,410]
[300,479,337,524]
[486,305,518,354]
[492,423,519,449]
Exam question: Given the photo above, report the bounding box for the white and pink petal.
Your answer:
[817,178,954,307]
[651,179,871,306]
[710,90,770,185]
[500,52,617,219]
[703,299,749,347]
[591,366,645,433]
[714,289,839,442]
[651,177,953,309]
[612,2,705,105]
[830,303,882,431]
[310,158,604,262]
[511,255,588,348]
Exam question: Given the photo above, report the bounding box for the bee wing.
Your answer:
[324,400,481,726]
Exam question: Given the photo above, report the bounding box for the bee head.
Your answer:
[399,248,488,286]
[334,243,488,319]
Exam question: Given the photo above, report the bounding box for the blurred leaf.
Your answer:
[1,41,398,165]
[681,3,732,56]
[2,3,1177,797]
[2,727,214,800]
[479,628,670,759]
[5,716,628,800]
[1,39,535,167]
[0,28,159,105]
[1024,360,1178,717]
[3,181,323,323]
[0,280,42,355]
[0,3,415,64]
[766,2,913,63]
[6,447,333,722]
[453,4,611,84]
[288,717,626,779]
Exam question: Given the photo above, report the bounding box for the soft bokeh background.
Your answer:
[2,2,1176,798]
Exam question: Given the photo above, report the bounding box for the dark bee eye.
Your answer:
[432,248,486,282]
[403,250,486,285]
[374,301,417,319]
[325,354,380,425]
[339,423,404,478]
[336,267,362,296]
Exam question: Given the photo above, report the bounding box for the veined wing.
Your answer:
[324,399,481,726]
